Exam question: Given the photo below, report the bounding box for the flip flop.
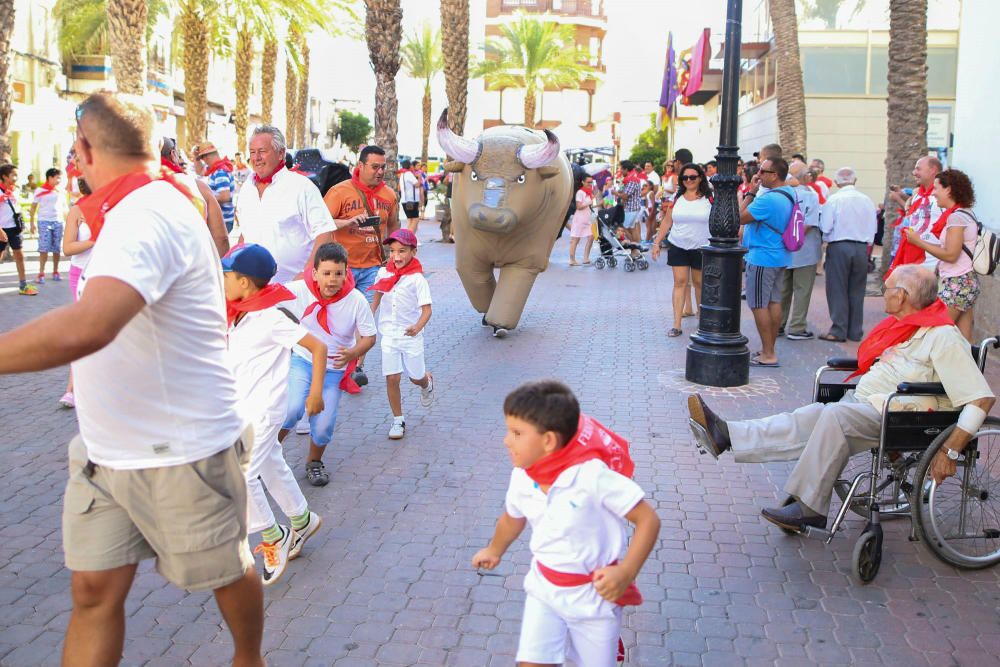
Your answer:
[682,311,698,318]
[667,328,683,337]
[569,261,580,266]
[749,358,781,367]
[818,333,846,342]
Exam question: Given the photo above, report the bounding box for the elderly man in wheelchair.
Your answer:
[688,264,998,580]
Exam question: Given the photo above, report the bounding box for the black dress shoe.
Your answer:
[687,394,731,459]
[761,501,827,532]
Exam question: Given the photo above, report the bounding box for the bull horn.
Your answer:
[517,129,561,169]
[436,108,480,164]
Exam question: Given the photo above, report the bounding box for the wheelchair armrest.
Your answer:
[896,382,946,395]
[826,357,859,371]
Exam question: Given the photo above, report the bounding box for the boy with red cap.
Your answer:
[371,228,433,439]
[223,243,327,585]
[473,380,661,667]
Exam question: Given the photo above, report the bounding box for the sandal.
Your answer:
[667,328,683,337]
[749,357,780,367]
[818,333,846,342]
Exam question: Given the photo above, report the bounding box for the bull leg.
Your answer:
[486,265,540,330]
[456,258,497,315]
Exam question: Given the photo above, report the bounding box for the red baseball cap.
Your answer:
[384,229,418,248]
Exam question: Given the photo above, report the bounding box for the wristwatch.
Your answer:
[945,447,960,461]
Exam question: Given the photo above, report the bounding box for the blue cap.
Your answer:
[221,244,277,282]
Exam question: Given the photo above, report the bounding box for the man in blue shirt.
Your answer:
[197,143,236,233]
[740,156,793,367]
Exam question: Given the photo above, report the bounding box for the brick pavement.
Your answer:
[1,231,1000,666]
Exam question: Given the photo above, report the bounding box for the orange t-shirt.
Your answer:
[324,180,399,269]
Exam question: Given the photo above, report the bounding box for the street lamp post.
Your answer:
[685,0,750,387]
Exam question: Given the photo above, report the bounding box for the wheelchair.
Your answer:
[809,335,1000,584]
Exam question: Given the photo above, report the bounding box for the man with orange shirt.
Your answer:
[324,145,400,385]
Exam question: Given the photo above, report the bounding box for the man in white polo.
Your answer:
[235,125,334,283]
[0,92,264,666]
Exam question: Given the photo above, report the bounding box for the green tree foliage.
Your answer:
[53,0,168,58]
[797,0,866,28]
[339,110,372,149]
[628,114,670,168]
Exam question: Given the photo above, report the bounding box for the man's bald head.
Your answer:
[789,161,809,181]
[76,91,157,161]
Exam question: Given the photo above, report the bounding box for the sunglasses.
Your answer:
[681,174,701,182]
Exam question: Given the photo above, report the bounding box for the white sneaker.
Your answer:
[420,374,434,408]
[59,392,75,409]
[388,420,406,440]
[254,525,292,587]
[295,416,310,435]
[289,511,323,560]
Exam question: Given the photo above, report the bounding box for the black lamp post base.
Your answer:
[685,339,750,387]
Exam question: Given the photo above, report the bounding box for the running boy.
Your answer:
[281,242,377,486]
[223,244,326,585]
[30,168,68,283]
[473,381,661,667]
[370,229,433,440]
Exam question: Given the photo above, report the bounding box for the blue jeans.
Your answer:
[351,266,380,304]
[282,354,345,447]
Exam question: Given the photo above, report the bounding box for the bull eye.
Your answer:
[516,174,526,184]
[470,170,479,182]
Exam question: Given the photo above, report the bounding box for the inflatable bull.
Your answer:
[437,109,573,336]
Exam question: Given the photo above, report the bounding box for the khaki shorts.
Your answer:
[62,432,255,592]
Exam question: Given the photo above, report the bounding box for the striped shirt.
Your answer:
[206,169,236,229]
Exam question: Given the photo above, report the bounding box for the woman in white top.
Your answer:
[651,163,713,337]
[903,168,980,341]
[59,180,95,408]
[661,161,677,198]
[568,175,596,265]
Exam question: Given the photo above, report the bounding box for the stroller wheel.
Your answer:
[607,257,618,268]
[593,257,606,269]
[637,259,649,271]
[623,260,636,272]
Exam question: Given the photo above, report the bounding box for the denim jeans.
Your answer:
[351,265,381,304]
[282,354,345,446]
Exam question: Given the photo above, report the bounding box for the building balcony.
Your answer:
[490,0,605,19]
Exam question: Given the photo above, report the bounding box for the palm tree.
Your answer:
[176,0,231,151]
[53,0,168,77]
[260,39,277,124]
[0,0,15,161]
[401,22,443,165]
[439,0,469,136]
[364,0,402,190]
[798,0,866,29]
[106,0,148,94]
[295,28,309,147]
[880,0,928,275]
[285,51,298,148]
[769,0,807,156]
[473,13,592,128]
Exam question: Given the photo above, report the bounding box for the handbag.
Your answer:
[6,200,23,233]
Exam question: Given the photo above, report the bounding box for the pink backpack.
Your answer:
[758,189,805,252]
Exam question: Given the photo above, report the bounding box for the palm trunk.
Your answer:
[261,39,277,124]
[181,0,208,149]
[524,87,536,127]
[0,0,15,160]
[106,0,148,95]
[440,0,469,134]
[297,36,309,148]
[769,0,807,156]
[234,28,253,152]
[880,0,929,277]
[365,0,402,191]
[420,83,431,164]
[285,58,298,148]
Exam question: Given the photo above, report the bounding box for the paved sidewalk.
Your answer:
[1,230,999,666]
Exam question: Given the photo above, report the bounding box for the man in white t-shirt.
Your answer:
[398,159,422,232]
[30,167,68,283]
[0,92,264,665]
[235,124,335,283]
[643,162,661,188]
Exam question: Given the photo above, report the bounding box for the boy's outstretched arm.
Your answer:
[405,304,432,336]
[472,511,526,570]
[593,500,660,602]
[297,333,328,415]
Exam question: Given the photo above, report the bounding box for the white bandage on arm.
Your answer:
[956,404,988,435]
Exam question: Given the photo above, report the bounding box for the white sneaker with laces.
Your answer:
[388,420,406,440]
[289,512,323,560]
[254,525,292,587]
[420,374,434,407]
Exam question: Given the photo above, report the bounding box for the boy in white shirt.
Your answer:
[280,242,377,486]
[223,244,326,586]
[473,380,661,667]
[370,229,433,440]
[30,168,68,283]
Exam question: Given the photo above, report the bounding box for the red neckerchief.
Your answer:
[254,164,285,185]
[369,257,423,293]
[350,167,393,212]
[807,181,826,205]
[302,268,363,393]
[205,157,234,176]
[816,175,833,188]
[903,184,934,221]
[887,205,959,279]
[847,299,953,381]
[0,184,14,205]
[226,284,295,327]
[525,414,635,486]
[75,168,196,241]
[160,156,185,174]
[579,186,594,199]
[35,183,58,198]
[623,170,643,185]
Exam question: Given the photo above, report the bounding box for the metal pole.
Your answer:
[684,0,750,387]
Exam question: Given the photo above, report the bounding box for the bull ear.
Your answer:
[443,160,466,173]
[538,165,561,179]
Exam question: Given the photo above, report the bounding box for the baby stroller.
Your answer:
[593,204,649,272]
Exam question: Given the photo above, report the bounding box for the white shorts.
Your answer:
[381,337,426,380]
[516,593,622,667]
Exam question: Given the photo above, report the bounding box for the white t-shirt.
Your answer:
[668,195,712,250]
[400,171,421,205]
[0,190,20,229]
[33,187,66,222]
[283,280,377,369]
[228,307,307,424]
[644,170,661,188]
[235,168,335,283]
[70,219,93,270]
[72,181,245,470]
[374,268,432,340]
[505,460,646,620]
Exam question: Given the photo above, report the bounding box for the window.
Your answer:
[589,36,600,67]
[869,47,956,98]
[801,46,868,95]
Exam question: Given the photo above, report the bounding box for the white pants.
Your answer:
[516,593,622,667]
[381,336,426,380]
[728,392,881,515]
[245,420,308,534]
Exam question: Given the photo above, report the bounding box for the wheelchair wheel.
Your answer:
[834,451,915,520]
[623,260,636,272]
[851,527,883,585]
[593,257,606,270]
[914,418,1000,569]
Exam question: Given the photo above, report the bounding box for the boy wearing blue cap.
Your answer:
[223,243,327,586]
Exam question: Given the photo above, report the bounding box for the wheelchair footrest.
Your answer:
[800,525,835,543]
